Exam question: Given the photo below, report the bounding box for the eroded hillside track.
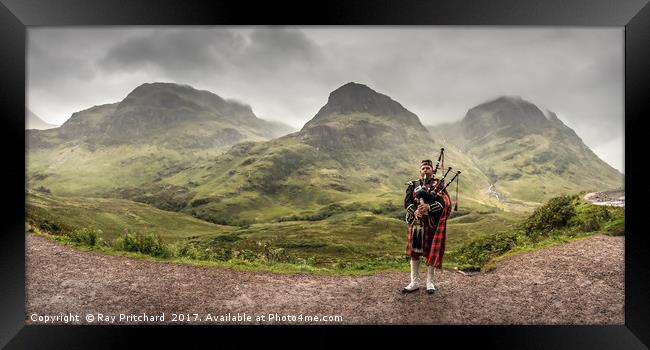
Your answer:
[26,234,623,325]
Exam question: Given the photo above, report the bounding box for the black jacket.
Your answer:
[404,179,444,225]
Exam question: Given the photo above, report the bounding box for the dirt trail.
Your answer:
[25,233,623,325]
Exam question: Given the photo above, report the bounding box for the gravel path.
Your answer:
[25,233,624,325]
[584,190,625,207]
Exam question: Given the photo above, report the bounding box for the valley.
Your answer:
[26,82,624,271]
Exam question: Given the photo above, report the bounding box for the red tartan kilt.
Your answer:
[406,221,435,257]
[405,188,451,268]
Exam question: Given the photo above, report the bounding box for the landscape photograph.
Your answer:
[25,26,624,325]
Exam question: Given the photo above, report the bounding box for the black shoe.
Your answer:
[401,287,419,293]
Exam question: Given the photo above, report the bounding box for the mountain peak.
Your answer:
[333,81,375,94]
[127,82,201,98]
[115,81,256,119]
[321,82,403,115]
[495,95,524,102]
[298,83,430,155]
[128,82,236,104]
[479,95,536,110]
[307,82,423,129]
[96,82,262,143]
[135,81,192,89]
[460,95,551,139]
[122,82,223,108]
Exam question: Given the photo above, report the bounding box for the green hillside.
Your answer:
[432,96,623,205]
[26,191,236,241]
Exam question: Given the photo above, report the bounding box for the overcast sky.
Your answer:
[27,27,624,172]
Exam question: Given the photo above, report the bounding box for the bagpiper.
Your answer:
[402,149,460,294]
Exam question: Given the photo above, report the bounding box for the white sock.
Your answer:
[404,259,420,290]
[426,265,436,290]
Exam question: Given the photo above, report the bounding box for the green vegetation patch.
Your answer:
[26,192,236,242]
[115,230,174,258]
[105,183,196,212]
[446,194,625,270]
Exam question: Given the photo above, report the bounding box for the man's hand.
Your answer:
[416,203,430,217]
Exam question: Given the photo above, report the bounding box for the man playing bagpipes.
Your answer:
[402,149,460,294]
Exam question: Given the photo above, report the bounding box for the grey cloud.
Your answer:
[28,33,97,87]
[245,27,323,67]
[99,29,246,75]
[97,27,323,78]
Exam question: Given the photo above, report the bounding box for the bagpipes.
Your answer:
[413,147,462,212]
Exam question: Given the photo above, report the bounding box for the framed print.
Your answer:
[1,0,649,348]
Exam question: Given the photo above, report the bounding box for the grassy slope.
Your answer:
[27,144,191,196]
[430,123,623,207]
[27,191,236,241]
[469,130,622,203]
[26,190,524,270]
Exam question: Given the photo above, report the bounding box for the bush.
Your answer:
[175,239,297,264]
[256,241,293,263]
[69,227,101,246]
[30,217,71,235]
[174,241,202,259]
[448,230,520,268]
[116,231,172,258]
[570,204,611,232]
[522,195,577,236]
[232,249,259,261]
[174,241,233,261]
[602,218,625,236]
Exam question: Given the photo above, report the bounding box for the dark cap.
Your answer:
[421,159,433,167]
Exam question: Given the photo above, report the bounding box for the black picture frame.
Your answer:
[2,0,649,348]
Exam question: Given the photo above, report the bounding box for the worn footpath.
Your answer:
[25,233,624,325]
